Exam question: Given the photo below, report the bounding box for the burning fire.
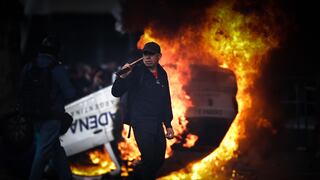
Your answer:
[69,0,284,177]
[183,134,199,148]
[70,147,116,176]
[118,125,141,163]
[134,0,281,179]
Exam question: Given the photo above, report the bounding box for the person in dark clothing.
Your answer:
[112,42,174,180]
[19,36,75,180]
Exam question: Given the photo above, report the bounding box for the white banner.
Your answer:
[60,85,119,156]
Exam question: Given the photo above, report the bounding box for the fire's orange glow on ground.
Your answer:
[70,147,116,176]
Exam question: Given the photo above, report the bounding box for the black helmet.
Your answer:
[40,35,61,56]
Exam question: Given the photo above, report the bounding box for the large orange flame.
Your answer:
[118,125,141,167]
[134,0,281,179]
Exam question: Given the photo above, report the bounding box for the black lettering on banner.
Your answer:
[80,118,89,132]
[100,102,104,108]
[68,111,115,134]
[89,115,98,129]
[69,100,118,117]
[70,120,78,134]
[99,112,108,126]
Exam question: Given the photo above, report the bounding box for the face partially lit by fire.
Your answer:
[143,51,161,69]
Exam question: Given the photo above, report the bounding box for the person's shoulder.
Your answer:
[158,65,168,77]
[135,63,145,70]
[131,63,146,75]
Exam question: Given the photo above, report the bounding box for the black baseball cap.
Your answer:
[143,42,161,54]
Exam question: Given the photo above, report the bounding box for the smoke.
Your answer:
[122,1,283,27]
[121,0,215,34]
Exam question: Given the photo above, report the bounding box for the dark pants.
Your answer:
[132,123,166,180]
[29,119,72,180]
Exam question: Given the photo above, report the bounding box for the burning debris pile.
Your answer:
[120,0,286,179]
[69,146,116,176]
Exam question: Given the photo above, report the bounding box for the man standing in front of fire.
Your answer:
[112,42,174,180]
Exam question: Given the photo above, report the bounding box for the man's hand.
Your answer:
[120,63,132,78]
[165,128,175,140]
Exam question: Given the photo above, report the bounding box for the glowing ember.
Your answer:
[133,0,282,179]
[183,134,199,148]
[70,147,116,176]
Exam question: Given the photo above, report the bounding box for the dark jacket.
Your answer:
[111,63,173,129]
[19,53,76,115]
